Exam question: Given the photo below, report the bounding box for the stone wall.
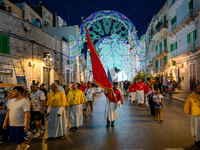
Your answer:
[0,10,69,89]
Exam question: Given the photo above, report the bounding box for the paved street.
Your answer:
[0,92,196,150]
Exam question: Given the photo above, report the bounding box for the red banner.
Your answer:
[85,27,113,90]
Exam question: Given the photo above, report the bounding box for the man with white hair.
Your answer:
[67,83,87,132]
[46,83,68,139]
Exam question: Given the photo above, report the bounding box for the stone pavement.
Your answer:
[0,92,197,150]
[171,91,193,101]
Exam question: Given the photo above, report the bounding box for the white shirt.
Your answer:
[58,85,65,94]
[7,98,30,126]
[31,90,45,111]
[153,94,163,102]
[85,88,95,101]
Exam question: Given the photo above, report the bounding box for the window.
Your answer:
[155,45,158,51]
[164,15,167,22]
[0,34,9,54]
[163,56,167,65]
[160,58,162,67]
[171,16,177,25]
[170,41,177,52]
[164,38,167,52]
[187,30,196,44]
[159,42,162,53]
[155,60,158,68]
[189,0,193,9]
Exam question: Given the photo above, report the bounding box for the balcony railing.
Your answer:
[164,47,168,53]
[152,47,168,59]
[167,0,177,11]
[152,22,168,37]
[195,3,200,13]
[195,38,200,49]
[167,43,195,59]
[168,9,196,34]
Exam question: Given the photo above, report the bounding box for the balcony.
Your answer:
[152,22,168,40]
[168,9,196,36]
[195,38,200,49]
[146,60,153,67]
[195,3,200,14]
[167,43,195,59]
[153,47,168,59]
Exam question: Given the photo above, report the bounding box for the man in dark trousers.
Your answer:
[123,81,130,97]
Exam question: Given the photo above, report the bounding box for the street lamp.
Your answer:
[43,52,53,90]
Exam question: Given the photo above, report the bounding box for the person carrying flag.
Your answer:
[128,81,137,103]
[104,82,123,128]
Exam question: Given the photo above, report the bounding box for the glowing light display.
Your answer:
[70,10,146,80]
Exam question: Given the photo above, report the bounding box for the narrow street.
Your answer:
[1,92,196,150]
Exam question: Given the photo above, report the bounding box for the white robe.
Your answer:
[47,107,67,138]
[104,101,118,121]
[137,90,144,104]
[128,92,137,101]
[191,115,200,142]
[69,104,83,128]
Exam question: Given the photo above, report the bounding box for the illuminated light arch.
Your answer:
[70,10,146,79]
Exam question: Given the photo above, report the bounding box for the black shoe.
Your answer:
[106,121,110,128]
[72,127,78,132]
[111,121,114,127]
[69,127,74,132]
[139,104,142,106]
[133,101,135,103]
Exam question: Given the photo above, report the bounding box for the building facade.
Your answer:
[0,9,69,90]
[146,0,200,91]
[145,1,169,85]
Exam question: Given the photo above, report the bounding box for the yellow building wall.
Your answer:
[4,0,23,19]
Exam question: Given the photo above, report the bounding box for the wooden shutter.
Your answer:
[164,15,166,22]
[156,45,158,51]
[0,35,9,54]
[175,41,177,50]
[170,44,173,52]
[189,0,193,9]
[187,33,190,43]
[155,60,158,68]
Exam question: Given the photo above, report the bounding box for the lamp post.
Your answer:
[43,52,53,90]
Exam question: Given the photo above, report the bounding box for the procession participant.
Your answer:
[85,82,95,117]
[153,88,164,123]
[123,81,129,97]
[31,84,46,138]
[144,82,150,107]
[47,83,68,139]
[184,84,200,149]
[104,82,123,128]
[79,82,87,111]
[54,80,65,94]
[128,81,137,103]
[67,83,87,132]
[137,78,145,106]
[3,86,30,150]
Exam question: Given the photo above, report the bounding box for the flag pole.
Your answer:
[111,89,118,103]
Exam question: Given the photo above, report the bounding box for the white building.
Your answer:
[167,0,200,91]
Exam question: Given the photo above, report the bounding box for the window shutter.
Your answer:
[175,41,177,50]
[193,30,196,43]
[156,45,158,51]
[189,0,193,9]
[164,38,167,47]
[155,60,158,68]
[164,15,166,22]
[0,35,9,54]
[187,33,190,43]
[171,19,173,25]
[160,42,162,49]
[174,16,177,23]
[170,44,173,52]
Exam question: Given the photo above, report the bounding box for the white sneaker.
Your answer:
[42,126,45,130]
[90,112,93,116]
[27,131,31,136]
[33,129,36,134]
[24,144,30,150]
[85,113,88,117]
[39,130,44,134]
[33,132,40,138]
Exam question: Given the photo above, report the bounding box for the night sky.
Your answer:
[19,0,167,37]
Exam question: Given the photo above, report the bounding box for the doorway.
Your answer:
[66,70,69,86]
[190,64,196,91]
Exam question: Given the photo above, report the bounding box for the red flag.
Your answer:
[85,27,113,90]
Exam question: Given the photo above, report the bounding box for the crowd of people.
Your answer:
[1,78,200,149]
